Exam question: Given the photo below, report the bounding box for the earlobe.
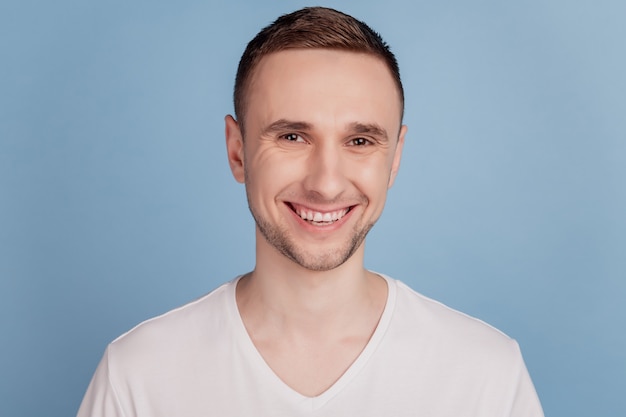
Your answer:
[387,124,407,189]
[225,115,245,183]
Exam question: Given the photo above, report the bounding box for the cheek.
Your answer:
[359,153,395,182]
[350,157,394,197]
[245,148,303,196]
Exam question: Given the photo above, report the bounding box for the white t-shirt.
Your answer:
[77,275,544,416]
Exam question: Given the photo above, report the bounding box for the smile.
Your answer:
[288,203,351,225]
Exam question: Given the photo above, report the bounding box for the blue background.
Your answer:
[1,0,624,416]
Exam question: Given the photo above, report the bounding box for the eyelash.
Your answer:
[349,137,371,146]
[280,133,305,142]
[279,134,373,147]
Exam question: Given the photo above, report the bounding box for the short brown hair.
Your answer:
[233,7,404,130]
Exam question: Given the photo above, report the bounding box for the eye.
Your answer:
[348,137,372,146]
[280,133,305,143]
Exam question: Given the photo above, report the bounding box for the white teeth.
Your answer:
[293,205,349,223]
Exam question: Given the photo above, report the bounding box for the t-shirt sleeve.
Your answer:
[77,347,126,417]
[508,343,544,417]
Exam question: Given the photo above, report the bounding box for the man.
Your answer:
[78,7,544,416]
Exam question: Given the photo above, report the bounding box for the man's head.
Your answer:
[233,7,404,132]
[226,7,406,272]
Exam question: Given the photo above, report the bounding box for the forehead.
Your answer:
[245,49,403,132]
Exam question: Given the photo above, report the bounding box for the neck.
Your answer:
[236,231,386,336]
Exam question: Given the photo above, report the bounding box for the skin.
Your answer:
[225,49,406,397]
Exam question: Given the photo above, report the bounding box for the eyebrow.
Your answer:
[348,122,389,142]
[261,119,313,136]
[261,119,389,141]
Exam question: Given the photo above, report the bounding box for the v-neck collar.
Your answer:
[227,273,397,411]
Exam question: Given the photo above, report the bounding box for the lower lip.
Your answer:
[286,204,354,233]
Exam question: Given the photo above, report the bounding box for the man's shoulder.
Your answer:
[386,276,519,358]
[107,279,237,359]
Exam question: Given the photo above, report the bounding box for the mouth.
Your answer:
[287,203,352,226]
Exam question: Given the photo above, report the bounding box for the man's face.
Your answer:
[226,49,406,271]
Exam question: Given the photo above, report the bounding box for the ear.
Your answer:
[387,124,407,189]
[225,115,245,183]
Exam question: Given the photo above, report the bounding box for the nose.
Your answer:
[302,142,347,201]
